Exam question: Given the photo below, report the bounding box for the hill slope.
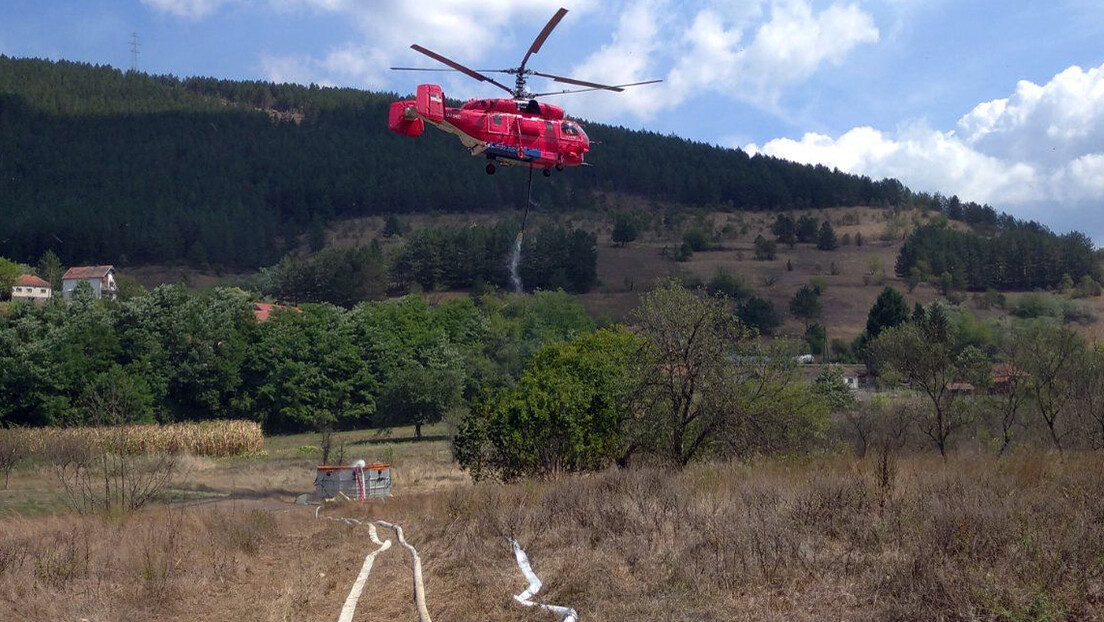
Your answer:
[0,56,907,267]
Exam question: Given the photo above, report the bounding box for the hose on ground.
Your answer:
[511,538,579,622]
[315,506,433,622]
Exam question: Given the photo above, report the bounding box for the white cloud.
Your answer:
[569,0,879,120]
[273,0,599,89]
[959,64,1104,166]
[143,0,877,116]
[735,1,879,103]
[747,61,1104,239]
[749,123,1041,205]
[140,0,236,19]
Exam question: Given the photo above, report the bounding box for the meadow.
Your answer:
[2,422,1103,621]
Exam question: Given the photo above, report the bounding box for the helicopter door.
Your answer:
[486,113,509,140]
[544,121,559,155]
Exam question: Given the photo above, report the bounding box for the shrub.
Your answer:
[611,213,639,247]
[706,270,749,301]
[738,296,781,336]
[754,235,777,260]
[453,328,641,481]
[683,228,709,252]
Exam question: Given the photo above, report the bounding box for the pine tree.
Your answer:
[816,220,837,251]
[37,250,64,290]
[866,287,909,338]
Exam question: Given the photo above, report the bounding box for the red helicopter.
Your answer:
[388,7,660,176]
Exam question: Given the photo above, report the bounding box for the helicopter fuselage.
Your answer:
[389,84,590,171]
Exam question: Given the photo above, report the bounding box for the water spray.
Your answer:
[509,166,535,293]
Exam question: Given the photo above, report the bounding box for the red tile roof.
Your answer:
[253,302,300,322]
[62,265,114,280]
[992,363,1028,383]
[16,274,50,288]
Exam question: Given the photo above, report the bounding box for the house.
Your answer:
[990,363,1028,394]
[61,265,117,300]
[838,365,873,390]
[947,382,975,397]
[11,274,52,302]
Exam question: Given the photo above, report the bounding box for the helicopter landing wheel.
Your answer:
[555,163,565,171]
[542,168,552,177]
[486,162,496,175]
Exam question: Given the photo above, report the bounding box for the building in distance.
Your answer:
[11,274,52,302]
[62,265,117,300]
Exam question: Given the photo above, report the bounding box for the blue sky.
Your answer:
[4,0,1104,241]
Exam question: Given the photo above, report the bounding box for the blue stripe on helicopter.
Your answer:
[487,143,542,160]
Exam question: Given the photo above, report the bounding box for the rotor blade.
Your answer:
[531,71,629,91]
[529,80,663,97]
[409,44,514,94]
[520,8,568,70]
[390,67,513,73]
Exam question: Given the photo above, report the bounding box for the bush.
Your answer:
[611,213,639,247]
[683,228,709,252]
[675,242,694,262]
[753,235,777,260]
[738,296,781,336]
[707,270,749,301]
[1011,292,1062,319]
[973,289,1006,310]
[453,328,641,481]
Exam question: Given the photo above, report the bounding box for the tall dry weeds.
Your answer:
[2,453,1103,621]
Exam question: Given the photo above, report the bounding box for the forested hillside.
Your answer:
[1,56,906,268]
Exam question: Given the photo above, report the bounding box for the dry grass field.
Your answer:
[3,439,1104,621]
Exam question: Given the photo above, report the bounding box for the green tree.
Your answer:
[1016,321,1084,453]
[753,235,777,260]
[772,214,796,247]
[683,228,709,252]
[706,269,748,301]
[382,214,404,237]
[805,323,826,356]
[0,257,20,298]
[453,327,641,481]
[816,220,837,250]
[240,304,376,432]
[906,266,923,292]
[378,349,464,439]
[812,366,856,412]
[629,281,825,466]
[866,287,909,338]
[737,296,781,336]
[796,215,819,243]
[869,303,990,458]
[36,250,64,290]
[611,213,639,247]
[789,285,822,330]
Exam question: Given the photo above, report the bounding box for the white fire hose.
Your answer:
[510,539,579,622]
[316,506,578,621]
[375,520,433,622]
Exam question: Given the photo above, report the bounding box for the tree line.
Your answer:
[895,222,1100,291]
[0,285,595,433]
[3,56,916,269]
[253,223,598,306]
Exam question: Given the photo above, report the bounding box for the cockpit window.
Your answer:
[562,122,578,136]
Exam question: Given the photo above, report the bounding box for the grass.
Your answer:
[0,422,464,518]
[3,448,1104,620]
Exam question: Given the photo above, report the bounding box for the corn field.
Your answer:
[13,420,264,457]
